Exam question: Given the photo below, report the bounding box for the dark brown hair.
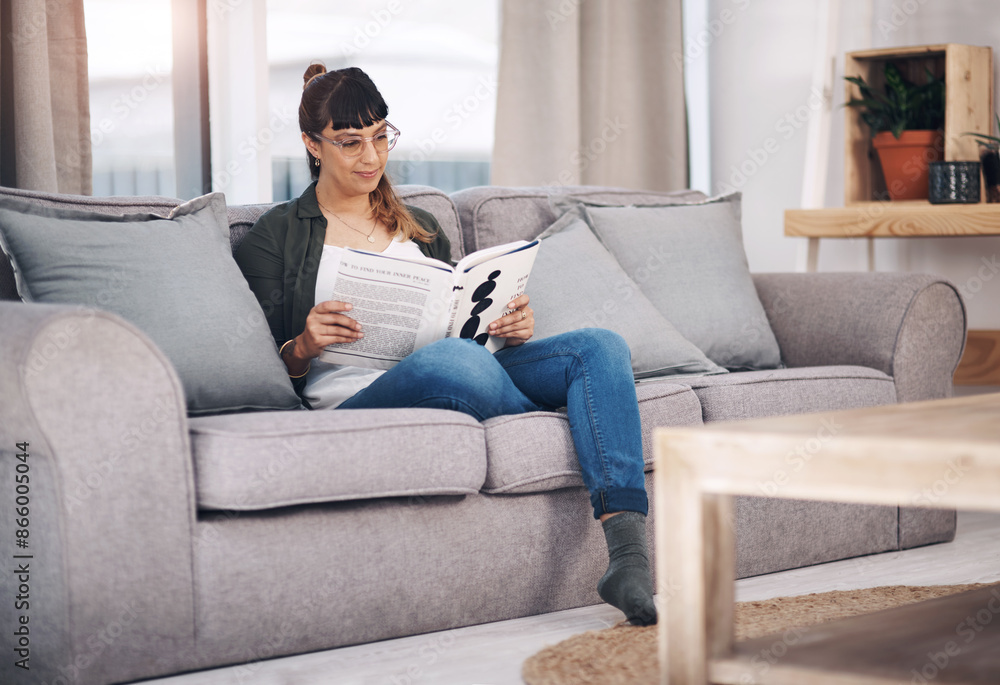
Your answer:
[300,64,432,243]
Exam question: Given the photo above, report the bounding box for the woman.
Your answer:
[235,65,656,626]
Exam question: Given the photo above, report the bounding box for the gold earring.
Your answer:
[314,158,320,167]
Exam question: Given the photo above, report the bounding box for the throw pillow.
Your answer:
[0,193,302,415]
[580,193,782,370]
[530,212,725,379]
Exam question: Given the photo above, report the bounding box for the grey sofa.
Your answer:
[0,183,966,685]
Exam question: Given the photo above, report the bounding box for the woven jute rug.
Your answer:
[522,583,995,685]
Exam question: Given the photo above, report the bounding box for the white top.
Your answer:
[303,237,426,410]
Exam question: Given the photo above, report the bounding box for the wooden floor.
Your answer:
[146,387,1000,685]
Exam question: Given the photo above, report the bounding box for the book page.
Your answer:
[319,250,454,369]
[447,241,539,353]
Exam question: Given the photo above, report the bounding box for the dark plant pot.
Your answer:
[928,162,981,204]
[872,130,944,201]
[980,147,1000,203]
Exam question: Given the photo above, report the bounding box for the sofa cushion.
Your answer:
[580,193,783,372]
[481,382,701,494]
[226,203,276,255]
[0,192,302,415]
[529,212,724,379]
[449,185,706,253]
[397,185,465,258]
[0,185,184,301]
[190,408,486,510]
[679,365,897,421]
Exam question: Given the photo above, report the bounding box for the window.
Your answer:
[85,0,498,201]
[85,0,176,196]
[265,0,499,201]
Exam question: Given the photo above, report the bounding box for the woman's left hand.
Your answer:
[489,294,533,347]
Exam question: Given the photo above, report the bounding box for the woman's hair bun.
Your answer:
[303,63,326,89]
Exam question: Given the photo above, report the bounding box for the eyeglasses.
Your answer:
[310,122,400,158]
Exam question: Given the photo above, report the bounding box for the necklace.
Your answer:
[318,199,377,244]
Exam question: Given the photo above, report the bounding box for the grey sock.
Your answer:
[597,511,657,626]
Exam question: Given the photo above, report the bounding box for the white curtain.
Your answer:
[0,0,91,194]
[492,0,688,191]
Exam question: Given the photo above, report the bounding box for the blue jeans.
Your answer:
[337,329,647,518]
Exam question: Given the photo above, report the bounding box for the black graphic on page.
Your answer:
[459,270,501,346]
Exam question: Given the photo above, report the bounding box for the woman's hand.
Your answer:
[282,301,363,374]
[300,300,363,356]
[489,294,533,347]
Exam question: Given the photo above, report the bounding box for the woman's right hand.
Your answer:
[297,300,363,359]
[281,301,363,375]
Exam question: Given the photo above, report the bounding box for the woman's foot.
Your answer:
[598,511,657,625]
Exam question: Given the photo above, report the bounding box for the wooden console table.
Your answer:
[655,393,1000,685]
[785,202,1000,271]
[786,201,1000,240]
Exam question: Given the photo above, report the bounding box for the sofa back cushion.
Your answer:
[397,185,465,258]
[0,186,184,301]
[449,185,706,253]
[529,212,724,378]
[0,192,303,414]
[579,193,782,370]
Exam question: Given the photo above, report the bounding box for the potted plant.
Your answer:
[845,62,945,200]
[963,113,1000,203]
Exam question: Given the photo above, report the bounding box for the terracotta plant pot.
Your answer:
[872,130,944,201]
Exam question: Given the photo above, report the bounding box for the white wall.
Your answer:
[702,0,1000,328]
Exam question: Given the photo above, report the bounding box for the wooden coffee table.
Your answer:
[654,393,1000,685]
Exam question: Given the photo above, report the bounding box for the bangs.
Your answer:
[325,78,388,131]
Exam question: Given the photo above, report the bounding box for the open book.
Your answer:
[319,240,540,369]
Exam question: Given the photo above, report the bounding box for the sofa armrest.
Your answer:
[0,303,196,685]
[752,273,967,403]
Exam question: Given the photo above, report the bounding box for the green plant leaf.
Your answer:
[960,109,998,147]
[962,131,1000,146]
[842,61,944,136]
[846,97,887,110]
